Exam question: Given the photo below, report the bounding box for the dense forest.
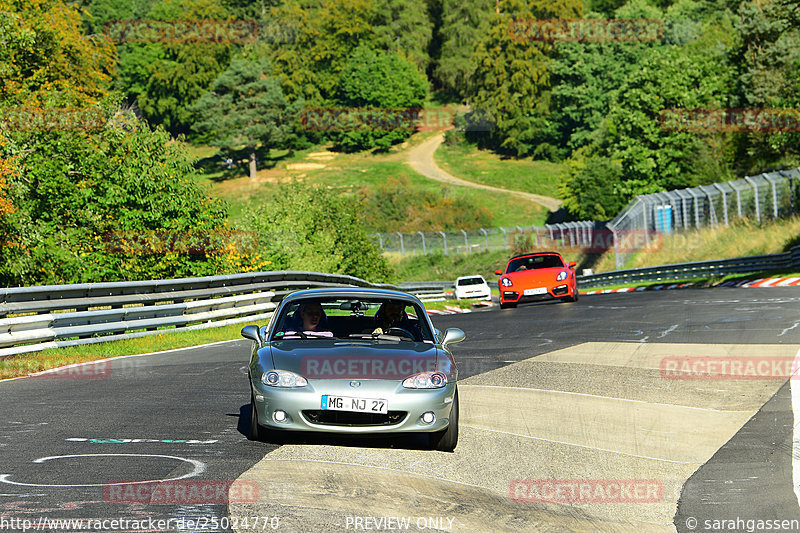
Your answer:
[0,0,798,284]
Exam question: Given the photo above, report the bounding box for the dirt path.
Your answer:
[406,132,563,212]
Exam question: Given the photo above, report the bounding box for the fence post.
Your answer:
[713,183,729,226]
[763,173,779,218]
[500,227,508,249]
[439,231,448,255]
[480,228,488,251]
[376,233,384,250]
[744,176,761,222]
[461,229,468,253]
[418,231,426,255]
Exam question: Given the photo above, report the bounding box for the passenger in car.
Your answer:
[286,302,333,337]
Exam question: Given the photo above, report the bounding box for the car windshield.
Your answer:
[507,255,564,272]
[457,277,485,286]
[270,297,434,342]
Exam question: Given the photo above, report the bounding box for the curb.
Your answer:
[581,276,800,295]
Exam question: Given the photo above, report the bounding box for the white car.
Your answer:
[454,275,492,301]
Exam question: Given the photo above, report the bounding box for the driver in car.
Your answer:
[371,301,420,339]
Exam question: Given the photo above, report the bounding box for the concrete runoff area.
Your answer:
[230,342,800,532]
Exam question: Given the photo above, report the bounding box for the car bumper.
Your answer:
[455,290,492,300]
[251,378,456,434]
[501,284,572,303]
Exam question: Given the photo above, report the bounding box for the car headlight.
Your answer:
[403,372,448,389]
[261,370,308,388]
[501,277,513,287]
[557,271,568,281]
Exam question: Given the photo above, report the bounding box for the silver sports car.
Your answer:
[241,288,465,451]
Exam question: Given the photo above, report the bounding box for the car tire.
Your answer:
[430,387,459,452]
[500,302,517,309]
[249,393,267,442]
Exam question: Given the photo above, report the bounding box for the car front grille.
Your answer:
[553,285,569,295]
[302,410,407,427]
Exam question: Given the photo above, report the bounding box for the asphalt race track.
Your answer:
[2,288,800,532]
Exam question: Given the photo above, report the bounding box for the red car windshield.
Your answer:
[506,255,564,272]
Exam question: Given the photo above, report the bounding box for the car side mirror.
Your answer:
[495,268,503,275]
[442,328,465,346]
[568,261,577,269]
[241,324,261,346]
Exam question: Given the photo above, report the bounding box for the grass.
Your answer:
[185,134,550,230]
[434,140,563,199]
[592,216,800,273]
[0,323,247,380]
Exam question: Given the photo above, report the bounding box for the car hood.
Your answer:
[268,339,452,380]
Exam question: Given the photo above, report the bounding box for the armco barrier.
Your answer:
[0,272,447,358]
[576,245,800,288]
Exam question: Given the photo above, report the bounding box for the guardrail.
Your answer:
[576,245,800,288]
[0,272,447,358]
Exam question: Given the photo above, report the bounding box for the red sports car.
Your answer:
[495,252,579,308]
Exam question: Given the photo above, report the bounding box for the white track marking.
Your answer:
[792,348,800,509]
[779,323,800,337]
[0,454,205,487]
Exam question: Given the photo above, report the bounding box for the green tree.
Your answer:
[192,57,299,179]
[730,0,800,174]
[469,0,584,157]
[331,46,428,151]
[373,0,435,73]
[111,0,234,135]
[244,183,393,282]
[0,112,272,285]
[0,0,116,107]
[433,0,494,99]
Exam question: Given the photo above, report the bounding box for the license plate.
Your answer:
[321,395,388,414]
[523,287,548,296]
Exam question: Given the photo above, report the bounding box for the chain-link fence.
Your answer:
[372,221,605,256]
[607,168,800,268]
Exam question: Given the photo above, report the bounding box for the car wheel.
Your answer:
[500,302,517,309]
[249,393,266,442]
[430,387,459,452]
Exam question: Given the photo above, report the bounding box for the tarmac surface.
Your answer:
[2,288,800,532]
